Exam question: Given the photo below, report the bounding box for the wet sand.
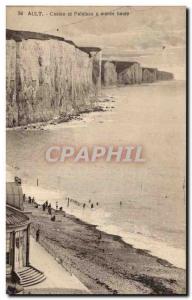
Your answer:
[25,202,186,295]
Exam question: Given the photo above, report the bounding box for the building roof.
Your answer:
[6,205,29,228]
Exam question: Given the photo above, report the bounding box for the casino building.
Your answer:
[6,179,45,292]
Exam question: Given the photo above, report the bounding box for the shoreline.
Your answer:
[6,81,181,132]
[24,201,186,294]
[6,172,185,271]
[20,182,185,270]
[7,80,179,131]
[54,196,185,270]
[6,94,115,131]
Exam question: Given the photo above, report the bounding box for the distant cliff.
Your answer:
[116,61,142,84]
[102,61,117,86]
[157,70,174,81]
[101,60,174,86]
[6,29,102,127]
[142,68,157,83]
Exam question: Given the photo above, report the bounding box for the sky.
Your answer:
[7,6,186,79]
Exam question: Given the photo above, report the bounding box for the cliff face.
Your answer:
[101,59,174,87]
[157,70,174,81]
[117,62,142,84]
[142,68,157,83]
[101,61,143,86]
[101,61,117,86]
[6,40,18,126]
[6,30,101,127]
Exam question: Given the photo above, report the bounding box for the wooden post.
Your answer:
[26,225,30,266]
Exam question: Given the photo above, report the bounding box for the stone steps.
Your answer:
[17,266,46,287]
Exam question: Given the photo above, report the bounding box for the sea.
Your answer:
[7,80,186,269]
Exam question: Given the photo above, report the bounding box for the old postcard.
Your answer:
[6,6,187,295]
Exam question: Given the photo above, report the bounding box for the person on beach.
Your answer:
[23,194,26,202]
[42,203,46,211]
[91,203,94,208]
[56,201,58,210]
[32,197,35,204]
[96,202,99,206]
[96,232,102,245]
[51,215,56,221]
[83,203,86,208]
[48,206,52,215]
[28,196,31,204]
[36,228,40,242]
[45,200,48,208]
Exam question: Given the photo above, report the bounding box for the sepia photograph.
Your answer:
[5,5,187,295]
